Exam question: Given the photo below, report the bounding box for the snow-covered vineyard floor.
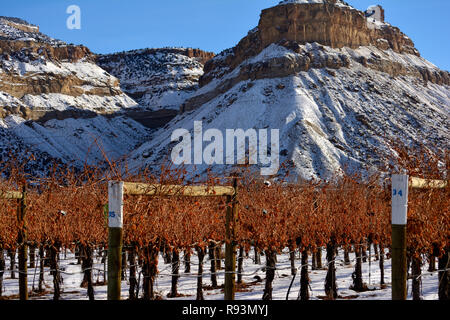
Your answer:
[0,247,440,300]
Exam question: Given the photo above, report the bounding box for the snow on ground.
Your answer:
[0,247,440,300]
[0,114,152,168]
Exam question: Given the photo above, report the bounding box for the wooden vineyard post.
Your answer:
[224,178,238,300]
[391,175,408,300]
[107,181,124,300]
[114,181,236,300]
[17,186,28,301]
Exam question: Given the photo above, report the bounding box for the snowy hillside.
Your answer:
[1,2,449,179]
[129,42,450,179]
[0,16,65,45]
[279,0,351,8]
[0,51,138,114]
[0,17,151,173]
[97,48,212,113]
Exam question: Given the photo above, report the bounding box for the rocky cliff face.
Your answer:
[183,48,215,65]
[1,4,448,179]
[0,43,120,100]
[0,16,62,45]
[0,18,137,120]
[97,48,214,127]
[185,1,449,111]
[204,0,419,76]
[186,39,449,113]
[131,1,449,180]
[0,17,40,34]
[0,17,151,173]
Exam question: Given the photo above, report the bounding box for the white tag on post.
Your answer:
[108,181,124,228]
[391,174,409,225]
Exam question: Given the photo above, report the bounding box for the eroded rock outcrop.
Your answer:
[257,1,417,54]
[184,1,449,112]
[0,40,92,62]
[97,48,215,127]
[202,0,419,80]
[0,17,135,120]
[0,17,150,173]
[0,17,39,34]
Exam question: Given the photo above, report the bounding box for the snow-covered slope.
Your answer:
[0,247,442,300]
[0,114,150,170]
[0,16,65,45]
[0,44,138,115]
[97,48,213,112]
[2,5,449,179]
[0,17,150,173]
[129,42,449,179]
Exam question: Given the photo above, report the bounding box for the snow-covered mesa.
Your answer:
[130,43,450,180]
[1,57,139,112]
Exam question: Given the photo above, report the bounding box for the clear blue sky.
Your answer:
[2,0,449,70]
